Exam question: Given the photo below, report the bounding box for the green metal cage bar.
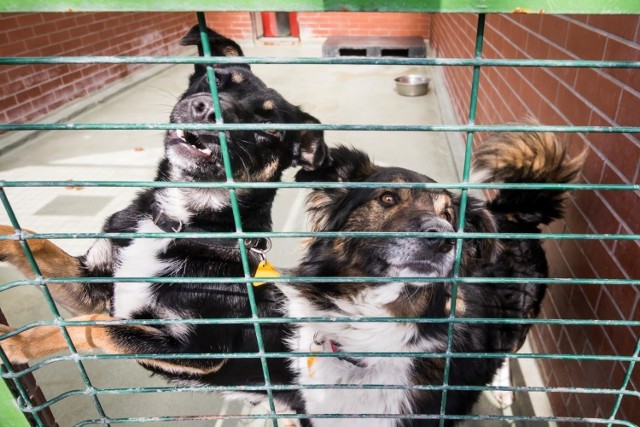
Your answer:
[439,12,485,425]
[195,12,280,426]
[1,2,639,426]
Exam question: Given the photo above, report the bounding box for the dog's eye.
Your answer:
[215,77,222,87]
[379,192,398,206]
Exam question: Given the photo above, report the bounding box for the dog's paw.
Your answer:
[0,325,29,365]
[488,358,514,409]
[490,389,514,409]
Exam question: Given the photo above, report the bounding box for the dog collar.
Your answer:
[150,201,270,254]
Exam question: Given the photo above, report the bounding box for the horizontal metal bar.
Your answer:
[14,383,639,415]
[3,350,637,376]
[2,0,640,14]
[3,317,637,340]
[1,230,637,242]
[1,55,639,68]
[1,122,639,133]
[68,413,640,427]
[1,276,637,295]
[2,180,638,192]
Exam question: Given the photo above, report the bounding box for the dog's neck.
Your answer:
[290,270,448,320]
[151,186,275,232]
[292,241,448,318]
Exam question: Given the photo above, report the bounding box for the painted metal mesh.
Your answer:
[0,5,639,427]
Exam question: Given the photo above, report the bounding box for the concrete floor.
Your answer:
[0,41,550,426]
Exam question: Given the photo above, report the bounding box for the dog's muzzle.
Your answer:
[420,218,455,254]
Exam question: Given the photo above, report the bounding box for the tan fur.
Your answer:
[140,358,227,376]
[306,191,346,232]
[0,225,109,315]
[223,46,239,57]
[0,225,80,279]
[263,99,275,110]
[444,294,466,316]
[0,315,120,364]
[473,123,586,185]
[253,159,281,182]
[432,194,449,216]
[231,72,244,83]
[0,315,228,374]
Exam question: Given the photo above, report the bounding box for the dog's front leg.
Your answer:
[0,225,113,315]
[0,314,127,364]
[0,225,81,279]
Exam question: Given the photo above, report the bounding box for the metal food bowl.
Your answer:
[394,74,431,96]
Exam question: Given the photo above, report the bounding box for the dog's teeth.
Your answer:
[176,130,186,141]
[199,148,212,155]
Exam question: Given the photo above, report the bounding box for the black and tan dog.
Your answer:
[0,25,328,416]
[278,130,583,426]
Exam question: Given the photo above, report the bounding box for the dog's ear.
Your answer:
[295,145,375,182]
[181,25,249,75]
[454,196,500,265]
[292,112,331,172]
[296,146,377,232]
[181,24,245,57]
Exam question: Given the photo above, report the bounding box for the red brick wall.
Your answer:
[202,12,254,40]
[297,12,430,38]
[1,12,429,125]
[0,12,197,124]
[431,13,639,423]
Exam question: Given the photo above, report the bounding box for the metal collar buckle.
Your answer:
[246,237,272,260]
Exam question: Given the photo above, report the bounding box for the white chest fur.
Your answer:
[283,282,444,427]
[293,325,415,427]
[112,219,174,318]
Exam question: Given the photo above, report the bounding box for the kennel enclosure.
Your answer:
[0,1,639,426]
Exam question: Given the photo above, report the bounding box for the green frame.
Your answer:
[1,0,640,14]
[1,3,639,427]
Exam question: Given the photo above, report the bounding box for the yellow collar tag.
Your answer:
[252,260,280,286]
[307,338,324,378]
[307,356,317,378]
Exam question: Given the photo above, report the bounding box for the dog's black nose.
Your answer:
[189,96,217,123]
[422,219,455,253]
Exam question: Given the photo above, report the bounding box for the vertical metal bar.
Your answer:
[607,338,640,426]
[195,12,278,426]
[0,188,112,425]
[438,13,486,426]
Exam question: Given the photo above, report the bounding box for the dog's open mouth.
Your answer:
[169,129,221,159]
[255,129,284,144]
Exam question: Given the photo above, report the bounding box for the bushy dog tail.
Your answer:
[472,127,585,226]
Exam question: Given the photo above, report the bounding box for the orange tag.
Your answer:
[307,339,323,379]
[307,356,317,378]
[252,260,280,286]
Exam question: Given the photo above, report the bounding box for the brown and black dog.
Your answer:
[278,130,583,426]
[0,25,329,417]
